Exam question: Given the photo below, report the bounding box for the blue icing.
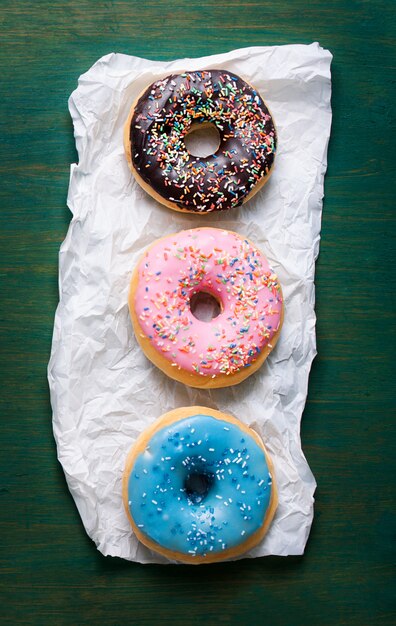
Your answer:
[127,415,272,558]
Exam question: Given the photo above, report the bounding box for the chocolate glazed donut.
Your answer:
[124,70,277,213]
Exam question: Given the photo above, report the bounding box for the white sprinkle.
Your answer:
[152,500,158,505]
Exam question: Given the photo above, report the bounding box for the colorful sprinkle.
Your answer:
[134,228,283,379]
[129,70,276,213]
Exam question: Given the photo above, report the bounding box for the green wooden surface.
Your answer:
[1,1,395,624]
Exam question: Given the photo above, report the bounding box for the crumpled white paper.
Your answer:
[48,44,332,563]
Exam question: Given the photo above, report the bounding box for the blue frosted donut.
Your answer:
[123,407,277,563]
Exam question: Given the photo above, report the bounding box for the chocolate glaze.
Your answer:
[128,70,276,213]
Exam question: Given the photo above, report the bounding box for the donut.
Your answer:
[129,227,283,388]
[123,407,278,564]
[124,70,276,213]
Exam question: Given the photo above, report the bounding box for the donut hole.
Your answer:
[184,122,221,158]
[190,291,221,322]
[184,471,215,504]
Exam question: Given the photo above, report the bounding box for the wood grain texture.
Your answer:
[0,1,395,625]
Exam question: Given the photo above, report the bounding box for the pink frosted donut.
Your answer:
[129,227,283,388]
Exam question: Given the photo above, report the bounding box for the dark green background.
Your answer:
[1,1,395,624]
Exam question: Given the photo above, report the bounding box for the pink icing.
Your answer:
[134,228,283,378]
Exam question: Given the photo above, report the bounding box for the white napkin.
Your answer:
[48,43,332,563]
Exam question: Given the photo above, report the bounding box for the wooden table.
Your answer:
[1,1,394,624]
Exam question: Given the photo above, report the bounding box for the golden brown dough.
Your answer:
[128,227,284,389]
[123,406,278,564]
[124,70,277,214]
